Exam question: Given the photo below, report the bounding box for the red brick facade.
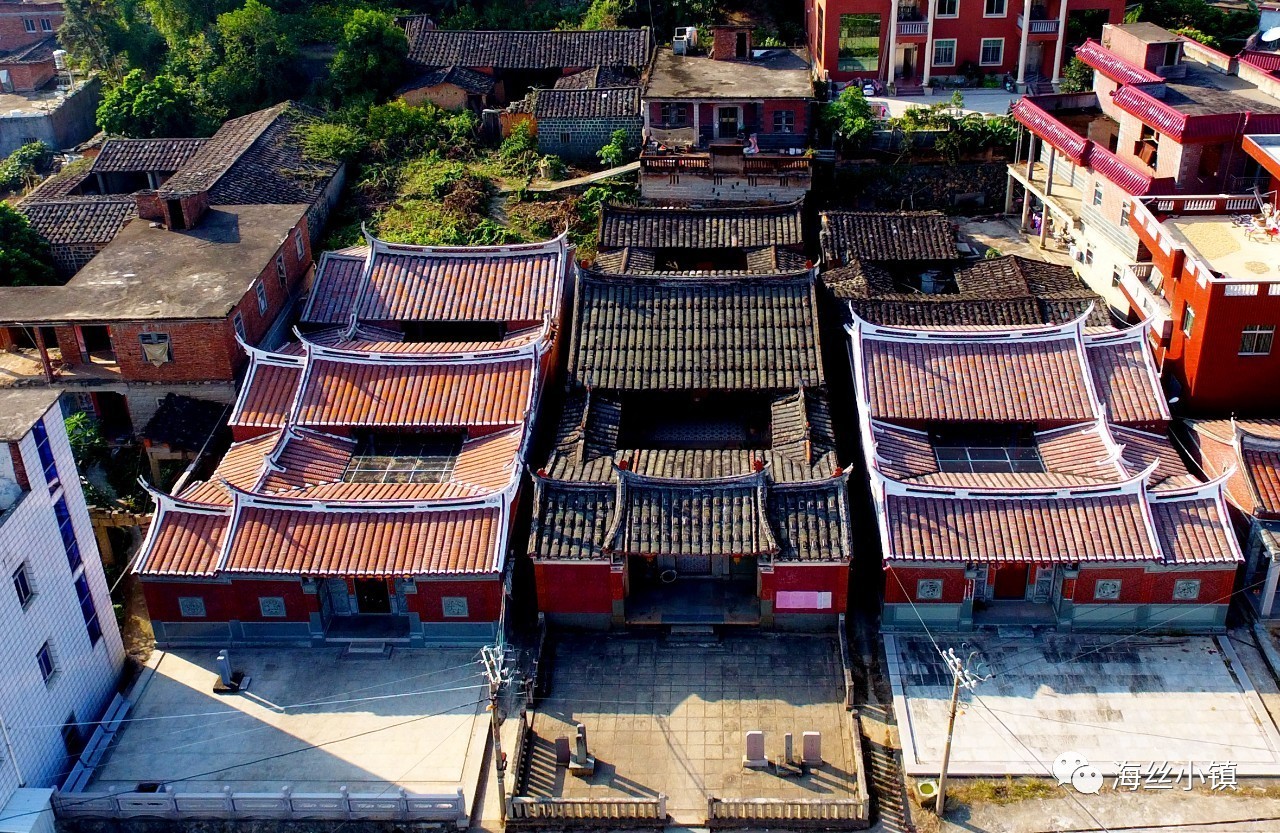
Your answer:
[409,578,503,623]
[534,562,617,616]
[0,1,61,53]
[761,564,850,614]
[143,579,319,624]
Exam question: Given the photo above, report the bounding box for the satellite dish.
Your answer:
[1262,26,1280,43]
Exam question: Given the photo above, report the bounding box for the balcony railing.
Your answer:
[1145,194,1261,215]
[1120,264,1173,340]
[640,152,811,176]
[1017,14,1060,34]
[897,21,928,36]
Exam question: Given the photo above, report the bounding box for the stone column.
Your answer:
[692,100,701,145]
[1045,144,1056,196]
[1051,0,1070,82]
[885,7,899,86]
[922,0,938,87]
[1016,0,1033,88]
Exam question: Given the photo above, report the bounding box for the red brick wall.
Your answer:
[4,59,54,92]
[709,27,749,60]
[1075,565,1237,604]
[111,320,240,383]
[7,441,28,491]
[761,564,849,613]
[408,578,503,622]
[0,2,62,52]
[53,326,80,365]
[534,562,616,615]
[884,564,967,603]
[142,579,318,622]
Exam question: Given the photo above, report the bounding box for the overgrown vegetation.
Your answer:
[66,412,153,510]
[0,141,53,193]
[820,89,1016,165]
[1128,0,1259,53]
[819,85,877,155]
[597,128,636,167]
[944,777,1058,807]
[1057,56,1094,94]
[0,204,57,288]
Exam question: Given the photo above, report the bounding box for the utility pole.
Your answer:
[935,647,988,817]
[480,645,511,824]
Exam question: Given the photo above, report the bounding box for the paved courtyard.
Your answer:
[521,632,862,824]
[889,635,1280,778]
[90,647,490,798]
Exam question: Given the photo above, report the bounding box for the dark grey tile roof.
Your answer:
[0,35,56,64]
[569,270,823,391]
[92,138,209,174]
[529,480,615,561]
[403,65,496,95]
[142,393,230,451]
[820,210,958,263]
[600,201,805,250]
[21,166,91,202]
[21,198,136,245]
[158,103,340,206]
[826,254,1109,328]
[404,21,650,70]
[533,86,640,119]
[768,477,852,562]
[553,66,638,89]
[605,470,777,557]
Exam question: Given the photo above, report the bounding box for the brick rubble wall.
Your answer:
[537,116,642,164]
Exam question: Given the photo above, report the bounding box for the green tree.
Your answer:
[60,0,166,77]
[1057,56,1094,94]
[206,0,298,114]
[596,128,633,167]
[0,142,53,192]
[329,9,408,104]
[1172,26,1221,49]
[579,0,630,29]
[0,204,56,287]
[96,69,210,136]
[820,85,878,155]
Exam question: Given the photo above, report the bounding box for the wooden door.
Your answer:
[354,578,391,614]
[992,565,1029,600]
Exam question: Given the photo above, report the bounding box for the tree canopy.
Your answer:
[0,205,57,288]
[96,68,214,136]
[328,9,407,104]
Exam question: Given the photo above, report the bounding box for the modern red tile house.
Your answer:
[2,104,344,439]
[528,202,852,630]
[808,0,1122,89]
[133,234,572,647]
[1008,24,1280,317]
[849,315,1242,631]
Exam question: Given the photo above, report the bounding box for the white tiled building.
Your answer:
[0,390,124,827]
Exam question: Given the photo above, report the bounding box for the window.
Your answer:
[259,597,286,618]
[54,496,82,573]
[933,426,1044,473]
[37,641,55,684]
[74,574,101,646]
[1092,182,1103,207]
[255,281,269,315]
[138,332,171,366]
[559,132,571,144]
[342,434,461,484]
[916,579,944,600]
[276,254,287,288]
[817,7,824,62]
[1172,579,1200,600]
[294,230,305,261]
[1270,284,1280,296]
[23,19,36,32]
[659,103,687,127]
[773,109,796,133]
[1181,305,1196,338]
[232,312,246,341]
[1093,579,1121,600]
[838,14,881,72]
[31,418,57,489]
[1083,246,1094,266]
[178,597,206,617]
[442,597,469,618]
[13,564,33,609]
[1224,283,1259,297]
[1240,325,1275,356]
[984,0,1005,14]
[979,38,1004,66]
[933,39,957,67]
[937,0,958,16]
[39,17,52,31]
[1111,267,1122,288]
[1120,201,1130,228]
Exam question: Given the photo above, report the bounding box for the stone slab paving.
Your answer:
[522,632,861,825]
[888,634,1280,778]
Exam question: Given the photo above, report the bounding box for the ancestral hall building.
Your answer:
[133,235,572,647]
[528,202,853,629]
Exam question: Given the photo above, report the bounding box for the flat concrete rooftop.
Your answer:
[1165,213,1280,280]
[1162,63,1280,117]
[88,647,490,795]
[0,203,307,325]
[0,388,57,441]
[644,47,813,100]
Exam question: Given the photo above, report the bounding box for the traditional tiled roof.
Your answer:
[289,339,537,431]
[1185,419,1280,517]
[530,480,616,561]
[1112,426,1198,490]
[853,317,1098,425]
[20,199,135,245]
[158,103,340,207]
[569,270,823,391]
[404,21,651,70]
[828,255,1109,328]
[91,138,208,174]
[1083,325,1170,428]
[533,86,640,119]
[0,35,56,64]
[228,346,305,435]
[604,470,777,557]
[599,201,805,250]
[1148,485,1244,565]
[820,211,958,264]
[553,66,637,89]
[134,496,232,577]
[303,234,570,328]
[403,65,496,95]
[768,477,852,562]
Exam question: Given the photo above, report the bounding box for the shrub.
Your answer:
[597,128,634,168]
[301,121,366,163]
[499,121,540,176]
[1058,56,1093,94]
[820,85,878,155]
[0,142,53,192]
